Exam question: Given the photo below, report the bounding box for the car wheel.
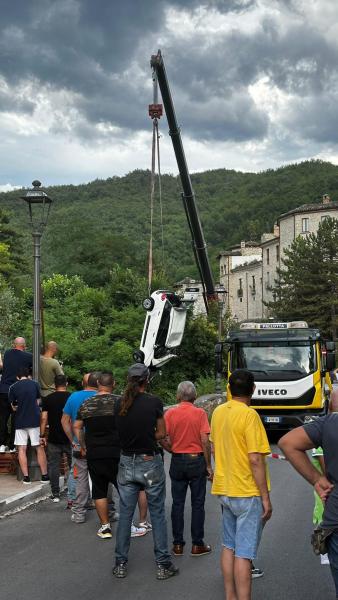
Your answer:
[133,350,145,363]
[143,297,155,311]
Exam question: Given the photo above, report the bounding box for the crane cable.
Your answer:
[148,121,156,295]
[156,120,165,269]
[148,72,164,295]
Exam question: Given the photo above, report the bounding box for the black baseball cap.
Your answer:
[128,363,150,380]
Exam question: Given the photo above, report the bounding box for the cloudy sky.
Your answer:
[1,0,338,190]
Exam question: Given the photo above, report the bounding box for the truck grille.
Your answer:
[251,386,316,407]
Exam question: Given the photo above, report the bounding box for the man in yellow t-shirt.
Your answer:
[210,369,272,600]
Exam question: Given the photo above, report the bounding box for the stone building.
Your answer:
[173,277,207,315]
[219,195,338,321]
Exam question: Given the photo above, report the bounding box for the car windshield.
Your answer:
[232,341,316,381]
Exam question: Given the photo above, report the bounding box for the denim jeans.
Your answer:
[327,530,338,597]
[169,454,207,546]
[67,459,77,501]
[47,442,72,496]
[115,453,171,565]
[219,495,263,560]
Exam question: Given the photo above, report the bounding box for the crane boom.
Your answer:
[150,50,216,308]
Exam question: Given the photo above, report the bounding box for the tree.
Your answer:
[0,277,20,349]
[0,209,26,286]
[267,217,338,338]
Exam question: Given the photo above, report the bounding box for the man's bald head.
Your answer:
[43,340,59,358]
[82,373,90,388]
[47,341,58,352]
[13,337,26,350]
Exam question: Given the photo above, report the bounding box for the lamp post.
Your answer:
[215,284,227,395]
[21,181,53,382]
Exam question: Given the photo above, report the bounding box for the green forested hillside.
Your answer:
[1,159,338,288]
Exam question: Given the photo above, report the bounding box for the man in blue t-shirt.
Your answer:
[62,372,98,522]
[9,367,48,484]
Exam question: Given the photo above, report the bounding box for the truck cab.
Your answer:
[227,321,335,429]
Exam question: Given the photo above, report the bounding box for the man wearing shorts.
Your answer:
[210,369,272,600]
[9,367,48,484]
[74,371,120,539]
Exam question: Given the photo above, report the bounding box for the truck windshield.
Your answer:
[232,341,316,381]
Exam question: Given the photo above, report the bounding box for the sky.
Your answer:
[1,0,338,190]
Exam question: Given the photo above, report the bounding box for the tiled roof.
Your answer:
[279,201,338,220]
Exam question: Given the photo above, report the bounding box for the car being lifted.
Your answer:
[133,290,187,369]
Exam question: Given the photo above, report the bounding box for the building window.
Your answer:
[302,217,309,232]
[251,276,256,295]
[266,248,270,265]
[239,278,242,290]
[276,245,280,261]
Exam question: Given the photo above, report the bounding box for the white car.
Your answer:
[134,290,187,369]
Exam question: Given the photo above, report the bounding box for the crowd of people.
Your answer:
[1,335,338,597]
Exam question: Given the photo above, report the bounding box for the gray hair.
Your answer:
[177,381,196,402]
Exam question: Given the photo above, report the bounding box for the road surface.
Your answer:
[0,447,335,600]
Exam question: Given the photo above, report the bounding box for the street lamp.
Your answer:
[21,181,53,382]
[214,284,227,395]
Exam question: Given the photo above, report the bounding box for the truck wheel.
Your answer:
[133,350,145,363]
[143,297,155,311]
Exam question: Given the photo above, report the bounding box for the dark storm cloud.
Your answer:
[0,0,337,146]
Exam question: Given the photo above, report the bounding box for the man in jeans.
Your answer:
[114,363,178,581]
[210,369,272,600]
[40,374,71,502]
[279,411,338,598]
[163,381,212,556]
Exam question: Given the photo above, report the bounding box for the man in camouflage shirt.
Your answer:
[73,371,120,539]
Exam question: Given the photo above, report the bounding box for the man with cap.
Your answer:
[114,363,178,581]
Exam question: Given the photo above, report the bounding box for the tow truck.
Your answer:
[134,50,220,371]
[226,321,335,429]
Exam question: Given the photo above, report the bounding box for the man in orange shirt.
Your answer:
[163,381,212,557]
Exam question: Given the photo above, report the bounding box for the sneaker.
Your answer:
[9,448,16,453]
[0,445,6,453]
[22,475,31,484]
[156,562,179,580]
[51,495,60,503]
[131,523,147,537]
[321,553,330,565]
[71,514,85,524]
[113,563,127,578]
[97,524,112,539]
[251,567,264,579]
[65,500,73,510]
[41,474,50,483]
[139,520,152,531]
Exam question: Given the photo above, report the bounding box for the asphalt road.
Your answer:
[0,447,335,600]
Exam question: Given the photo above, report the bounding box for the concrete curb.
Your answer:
[0,476,65,518]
